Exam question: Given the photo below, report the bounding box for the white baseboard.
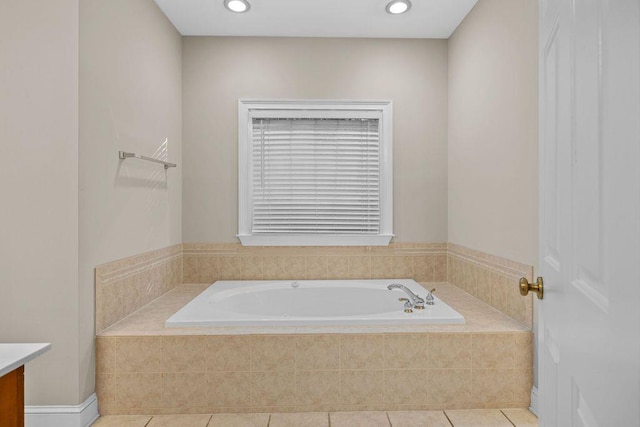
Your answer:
[529,386,539,416]
[25,392,99,427]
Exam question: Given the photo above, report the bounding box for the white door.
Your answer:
[538,0,640,425]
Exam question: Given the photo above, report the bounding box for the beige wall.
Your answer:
[0,0,536,407]
[0,0,81,404]
[182,37,449,243]
[448,0,538,265]
[79,0,183,400]
[0,0,181,408]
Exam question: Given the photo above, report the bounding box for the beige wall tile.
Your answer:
[428,369,472,405]
[329,411,390,427]
[128,273,146,315]
[161,372,207,408]
[96,373,116,415]
[116,337,162,373]
[455,259,466,288]
[384,370,429,404]
[162,336,207,372]
[471,369,513,405]
[208,413,270,427]
[472,334,515,369]
[491,275,509,315]
[219,256,242,280]
[157,263,170,295]
[283,257,306,279]
[263,256,285,280]
[514,333,534,369]
[251,335,296,371]
[295,371,340,406]
[147,415,212,427]
[348,256,371,279]
[506,290,532,328]
[383,334,429,369]
[429,334,472,369]
[207,336,251,371]
[250,371,296,406]
[95,288,106,334]
[340,335,384,369]
[475,269,493,305]
[387,411,451,427]
[171,257,184,286]
[466,263,480,298]
[101,283,125,331]
[434,255,447,281]
[413,256,435,282]
[447,245,534,329]
[207,371,251,407]
[196,257,219,283]
[241,256,264,280]
[512,368,534,404]
[447,257,457,285]
[116,373,162,409]
[454,260,468,293]
[269,412,329,427]
[339,370,384,405]
[305,256,328,279]
[326,256,349,279]
[393,256,414,278]
[183,256,199,283]
[96,337,116,374]
[371,256,394,279]
[296,335,340,370]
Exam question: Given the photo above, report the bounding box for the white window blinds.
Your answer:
[238,100,393,246]
[251,117,381,235]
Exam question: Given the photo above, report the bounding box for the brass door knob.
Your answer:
[519,277,544,299]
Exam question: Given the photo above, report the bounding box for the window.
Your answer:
[238,100,393,246]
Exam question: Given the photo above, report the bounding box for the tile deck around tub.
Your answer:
[92,410,538,426]
[98,282,529,336]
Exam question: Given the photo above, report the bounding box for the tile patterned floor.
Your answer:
[92,409,538,426]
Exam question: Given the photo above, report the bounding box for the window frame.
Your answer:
[237,99,394,246]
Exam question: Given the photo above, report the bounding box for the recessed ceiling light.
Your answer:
[386,0,412,15]
[224,0,250,13]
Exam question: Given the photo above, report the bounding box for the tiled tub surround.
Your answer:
[447,244,534,328]
[96,245,183,334]
[96,282,533,415]
[182,243,448,284]
[95,243,533,332]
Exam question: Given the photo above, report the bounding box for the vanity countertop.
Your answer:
[0,343,51,377]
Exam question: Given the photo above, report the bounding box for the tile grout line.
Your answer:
[500,409,518,427]
[443,410,455,427]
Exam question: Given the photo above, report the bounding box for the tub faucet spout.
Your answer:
[387,283,425,309]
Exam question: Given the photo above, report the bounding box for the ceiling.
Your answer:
[153,0,478,38]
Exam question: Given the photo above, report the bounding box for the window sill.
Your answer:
[237,234,394,247]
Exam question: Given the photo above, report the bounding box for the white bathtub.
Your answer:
[165,279,465,327]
